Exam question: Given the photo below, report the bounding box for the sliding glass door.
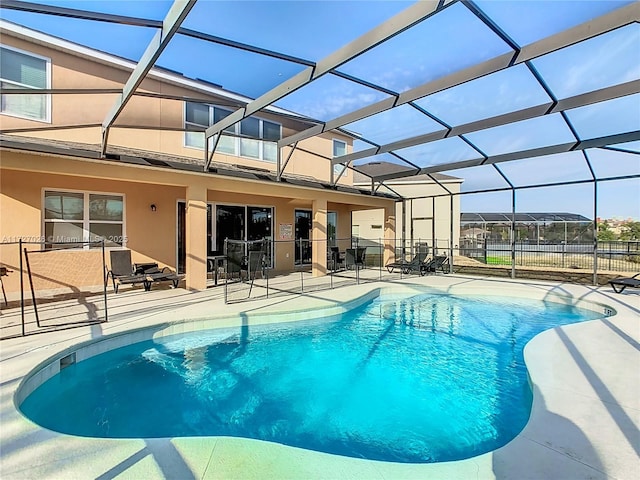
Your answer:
[295,209,312,266]
[215,205,245,253]
[177,202,274,273]
[216,204,273,267]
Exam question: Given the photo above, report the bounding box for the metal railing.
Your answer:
[0,239,108,339]
[220,237,452,304]
[458,239,639,271]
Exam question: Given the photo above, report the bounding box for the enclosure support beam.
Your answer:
[283,2,638,151]
[101,0,196,156]
[206,0,446,141]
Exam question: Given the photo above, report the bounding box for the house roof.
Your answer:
[0,134,396,200]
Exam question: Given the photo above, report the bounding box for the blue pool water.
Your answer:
[20,293,604,463]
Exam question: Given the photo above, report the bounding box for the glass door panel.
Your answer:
[248,206,273,267]
[216,205,245,253]
[295,209,312,265]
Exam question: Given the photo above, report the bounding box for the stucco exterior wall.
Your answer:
[0,33,352,185]
[0,149,393,293]
[352,180,462,254]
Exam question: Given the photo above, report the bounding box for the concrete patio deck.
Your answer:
[0,273,638,479]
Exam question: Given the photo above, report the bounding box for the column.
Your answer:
[185,184,207,291]
[312,198,328,277]
[384,204,396,267]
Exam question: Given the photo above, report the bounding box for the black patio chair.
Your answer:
[609,273,640,293]
[420,255,449,276]
[345,247,366,270]
[328,246,344,271]
[386,251,429,274]
[107,250,181,293]
[225,241,246,281]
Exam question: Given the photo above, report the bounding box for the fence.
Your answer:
[0,240,108,340]
[458,239,639,271]
[220,237,451,304]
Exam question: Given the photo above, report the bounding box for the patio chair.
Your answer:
[138,264,182,290]
[225,241,246,281]
[386,251,429,274]
[107,250,148,293]
[421,255,449,276]
[328,246,344,271]
[345,247,366,270]
[107,250,182,293]
[608,273,640,293]
[244,250,265,280]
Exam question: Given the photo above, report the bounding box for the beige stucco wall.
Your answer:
[352,180,462,254]
[0,149,393,293]
[0,33,352,185]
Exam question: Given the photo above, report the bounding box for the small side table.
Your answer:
[207,255,226,286]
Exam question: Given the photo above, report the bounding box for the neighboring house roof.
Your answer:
[461,213,592,223]
[353,161,462,184]
[0,134,395,199]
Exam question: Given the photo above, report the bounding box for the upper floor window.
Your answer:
[333,139,347,176]
[185,102,281,163]
[0,45,51,122]
[43,190,124,249]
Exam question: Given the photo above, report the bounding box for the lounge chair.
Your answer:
[420,255,449,276]
[386,251,429,274]
[609,273,640,293]
[107,250,181,293]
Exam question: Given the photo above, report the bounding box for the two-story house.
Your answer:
[0,19,397,296]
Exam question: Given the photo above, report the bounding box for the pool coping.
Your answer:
[1,274,639,479]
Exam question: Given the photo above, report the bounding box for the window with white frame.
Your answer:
[184,102,281,162]
[43,190,124,248]
[0,45,50,122]
[333,139,347,177]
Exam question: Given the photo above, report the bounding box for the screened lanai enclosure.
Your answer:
[1,0,639,288]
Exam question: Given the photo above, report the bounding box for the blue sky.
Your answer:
[1,0,638,220]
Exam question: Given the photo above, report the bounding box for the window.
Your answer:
[184,102,281,162]
[0,45,50,122]
[333,139,347,176]
[44,190,124,248]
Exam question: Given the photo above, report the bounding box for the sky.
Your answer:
[1,0,638,220]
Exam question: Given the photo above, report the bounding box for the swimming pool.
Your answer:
[19,292,605,463]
